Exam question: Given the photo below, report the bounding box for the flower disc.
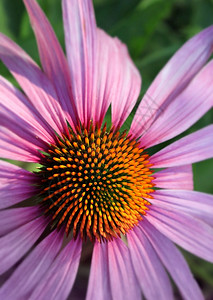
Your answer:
[38,124,154,242]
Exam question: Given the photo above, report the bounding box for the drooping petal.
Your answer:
[0,160,38,209]
[62,0,97,125]
[150,189,213,226]
[0,127,41,162]
[141,219,204,300]
[86,239,141,300]
[0,68,63,161]
[0,75,56,144]
[90,29,115,127]
[107,238,141,300]
[0,33,67,135]
[136,59,213,148]
[29,236,82,300]
[130,25,213,139]
[91,29,141,128]
[0,80,49,159]
[110,37,141,129]
[150,125,213,168]
[0,230,63,300]
[153,165,193,190]
[0,159,35,181]
[86,241,112,300]
[127,228,173,300]
[23,0,77,128]
[0,216,46,275]
[0,104,47,150]
[147,206,213,262]
[62,0,141,127]
[0,207,40,236]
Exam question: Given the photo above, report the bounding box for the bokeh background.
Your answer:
[0,0,213,299]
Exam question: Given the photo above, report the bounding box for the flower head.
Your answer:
[0,0,213,299]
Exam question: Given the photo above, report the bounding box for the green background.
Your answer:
[0,0,212,299]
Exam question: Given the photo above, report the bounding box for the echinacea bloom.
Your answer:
[0,0,213,299]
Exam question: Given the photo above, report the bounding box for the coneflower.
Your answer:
[0,1,212,299]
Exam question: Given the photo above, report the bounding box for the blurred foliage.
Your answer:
[0,0,213,298]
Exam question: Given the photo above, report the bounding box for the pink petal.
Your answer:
[90,29,114,127]
[0,159,35,181]
[0,75,56,144]
[0,127,41,162]
[153,165,193,190]
[151,189,213,226]
[86,241,112,300]
[130,25,213,139]
[107,238,141,300]
[0,160,38,209]
[0,216,46,275]
[91,29,141,128]
[127,228,173,300]
[0,33,67,135]
[147,206,213,262]
[150,125,213,168]
[141,220,204,300]
[0,230,63,299]
[0,207,41,236]
[62,0,97,125]
[62,0,141,127]
[30,236,82,300]
[137,59,213,148]
[23,0,78,129]
[110,37,141,129]
[1,103,47,150]
[87,239,141,300]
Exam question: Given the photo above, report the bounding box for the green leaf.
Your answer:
[94,0,141,31]
[2,0,25,38]
[109,0,174,58]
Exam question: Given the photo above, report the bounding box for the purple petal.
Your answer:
[23,0,78,129]
[91,29,141,128]
[0,126,42,162]
[0,75,56,144]
[151,189,213,226]
[150,125,213,168]
[135,59,213,148]
[30,236,82,300]
[0,160,38,209]
[0,230,63,299]
[86,241,112,300]
[87,238,141,300]
[62,0,141,127]
[0,33,67,135]
[0,207,41,236]
[110,37,141,129]
[91,29,115,127]
[0,216,46,275]
[0,159,35,181]
[62,0,97,125]
[108,238,141,300]
[130,25,213,140]
[141,219,204,300]
[153,165,193,190]
[127,228,173,300]
[1,103,46,150]
[147,206,213,262]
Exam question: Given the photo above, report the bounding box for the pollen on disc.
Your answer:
[37,123,154,242]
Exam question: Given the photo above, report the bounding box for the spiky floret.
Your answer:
[37,123,154,242]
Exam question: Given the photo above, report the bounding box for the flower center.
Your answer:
[37,124,154,242]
